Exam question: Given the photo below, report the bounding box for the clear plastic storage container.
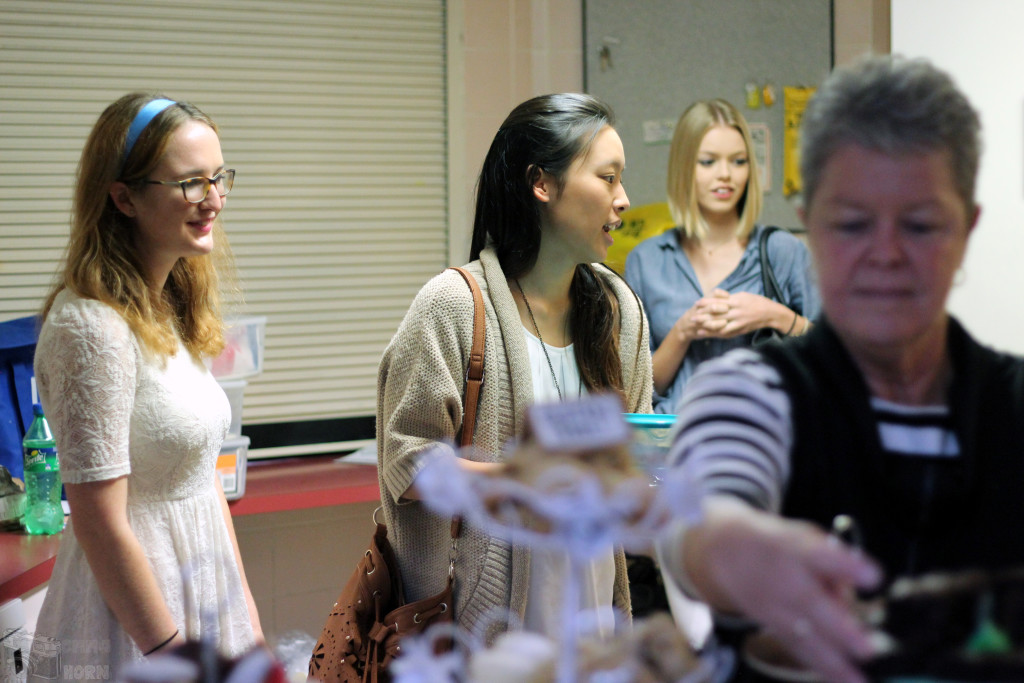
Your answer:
[218,379,247,437]
[217,435,250,501]
[210,315,266,381]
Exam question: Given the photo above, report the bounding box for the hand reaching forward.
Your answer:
[683,499,883,683]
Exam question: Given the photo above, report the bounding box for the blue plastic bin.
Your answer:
[0,316,38,481]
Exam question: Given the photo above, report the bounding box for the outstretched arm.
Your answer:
[658,350,881,683]
[672,497,881,683]
[377,270,505,503]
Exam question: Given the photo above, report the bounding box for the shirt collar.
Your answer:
[655,227,682,252]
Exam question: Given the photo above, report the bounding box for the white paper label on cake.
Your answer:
[527,393,630,451]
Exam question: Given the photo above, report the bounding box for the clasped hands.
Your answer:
[676,289,775,341]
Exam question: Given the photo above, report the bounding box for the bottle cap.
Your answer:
[33,403,43,415]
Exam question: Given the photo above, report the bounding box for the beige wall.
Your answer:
[446,0,889,265]
[234,501,379,647]
[834,0,891,65]
[447,0,585,265]
[894,0,1024,354]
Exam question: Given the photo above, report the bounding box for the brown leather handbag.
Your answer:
[308,267,484,683]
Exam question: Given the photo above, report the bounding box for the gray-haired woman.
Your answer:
[659,55,1023,683]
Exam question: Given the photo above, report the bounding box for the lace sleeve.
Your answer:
[34,296,137,484]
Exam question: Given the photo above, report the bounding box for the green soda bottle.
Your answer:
[22,403,65,535]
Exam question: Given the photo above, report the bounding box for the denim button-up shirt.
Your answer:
[625,225,821,413]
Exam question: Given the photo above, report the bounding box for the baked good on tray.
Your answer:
[864,566,1024,681]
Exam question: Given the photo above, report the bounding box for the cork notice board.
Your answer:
[584,0,832,230]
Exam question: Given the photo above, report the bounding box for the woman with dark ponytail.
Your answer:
[377,93,653,639]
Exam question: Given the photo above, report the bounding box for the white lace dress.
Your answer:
[30,291,255,680]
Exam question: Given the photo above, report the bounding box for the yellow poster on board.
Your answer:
[604,202,675,274]
[783,86,815,197]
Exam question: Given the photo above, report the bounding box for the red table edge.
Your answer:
[0,554,56,605]
[1,456,379,602]
[228,456,380,515]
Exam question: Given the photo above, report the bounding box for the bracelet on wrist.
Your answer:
[784,310,798,336]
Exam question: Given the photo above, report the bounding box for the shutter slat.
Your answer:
[0,0,447,455]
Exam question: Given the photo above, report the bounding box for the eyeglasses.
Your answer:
[144,169,235,203]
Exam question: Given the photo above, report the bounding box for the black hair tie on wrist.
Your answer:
[144,628,179,656]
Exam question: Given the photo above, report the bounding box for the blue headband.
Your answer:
[121,98,176,170]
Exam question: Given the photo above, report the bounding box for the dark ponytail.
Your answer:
[570,264,625,395]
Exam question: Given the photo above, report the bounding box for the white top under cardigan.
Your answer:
[376,248,653,637]
[520,328,616,640]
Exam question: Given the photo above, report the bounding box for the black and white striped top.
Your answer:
[667,349,961,513]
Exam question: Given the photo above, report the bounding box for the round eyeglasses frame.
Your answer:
[144,169,235,204]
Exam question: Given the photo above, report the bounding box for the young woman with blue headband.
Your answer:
[30,93,260,678]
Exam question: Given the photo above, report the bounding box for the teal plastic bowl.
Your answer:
[623,413,676,481]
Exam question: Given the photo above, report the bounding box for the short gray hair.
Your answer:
[800,55,981,214]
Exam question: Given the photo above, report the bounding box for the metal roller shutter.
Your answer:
[0,0,448,457]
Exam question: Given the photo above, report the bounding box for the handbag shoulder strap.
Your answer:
[758,226,786,304]
[447,267,485,449]
[445,266,485,546]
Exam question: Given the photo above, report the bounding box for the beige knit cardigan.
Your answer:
[376,246,653,639]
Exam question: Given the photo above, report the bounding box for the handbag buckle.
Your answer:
[464,365,485,385]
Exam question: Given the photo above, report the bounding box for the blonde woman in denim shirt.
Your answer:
[625,99,820,413]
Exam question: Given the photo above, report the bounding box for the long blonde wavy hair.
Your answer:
[666,98,763,243]
[42,92,237,361]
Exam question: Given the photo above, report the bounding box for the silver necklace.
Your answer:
[514,278,563,401]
